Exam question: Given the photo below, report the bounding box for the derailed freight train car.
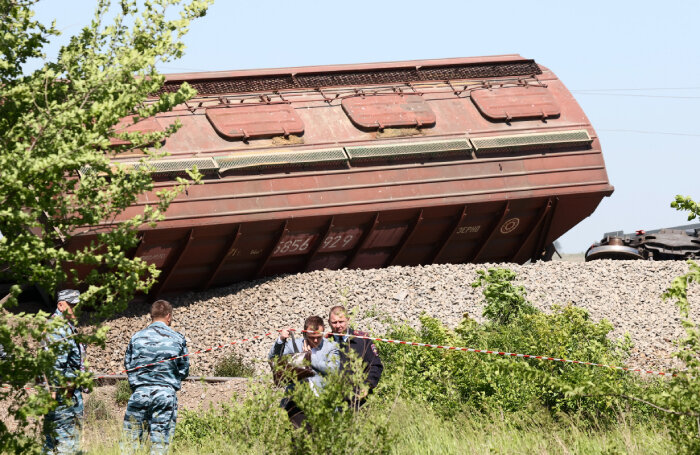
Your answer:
[69,55,613,296]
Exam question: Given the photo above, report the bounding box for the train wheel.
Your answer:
[540,243,558,261]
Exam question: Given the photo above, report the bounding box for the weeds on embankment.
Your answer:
[81,266,680,454]
[73,254,700,453]
[83,398,672,454]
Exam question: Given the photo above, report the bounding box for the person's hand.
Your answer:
[279,328,290,341]
[302,339,311,352]
[356,388,369,400]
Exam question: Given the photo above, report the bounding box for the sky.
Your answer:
[28,0,700,253]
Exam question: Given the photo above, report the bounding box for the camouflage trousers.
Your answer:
[43,390,83,454]
[122,385,178,455]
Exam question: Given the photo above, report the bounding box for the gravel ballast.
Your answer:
[87,260,699,377]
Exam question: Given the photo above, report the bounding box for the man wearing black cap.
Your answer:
[42,289,85,455]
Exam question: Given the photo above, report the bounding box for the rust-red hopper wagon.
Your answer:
[72,55,613,296]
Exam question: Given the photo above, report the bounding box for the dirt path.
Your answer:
[87,378,249,420]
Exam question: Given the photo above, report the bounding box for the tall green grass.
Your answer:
[83,397,671,454]
[387,401,670,455]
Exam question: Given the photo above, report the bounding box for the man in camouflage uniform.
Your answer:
[43,289,85,454]
[122,300,189,454]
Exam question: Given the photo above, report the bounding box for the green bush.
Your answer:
[472,268,537,325]
[286,353,394,455]
[647,195,700,454]
[213,352,255,378]
[114,380,132,406]
[175,353,393,455]
[648,256,700,454]
[376,267,645,422]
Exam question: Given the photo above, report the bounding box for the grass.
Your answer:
[114,380,131,406]
[387,401,670,455]
[82,398,671,454]
[84,396,112,422]
[213,352,255,378]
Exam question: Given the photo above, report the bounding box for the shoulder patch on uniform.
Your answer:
[370,343,379,355]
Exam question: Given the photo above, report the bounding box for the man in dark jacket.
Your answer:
[328,305,383,407]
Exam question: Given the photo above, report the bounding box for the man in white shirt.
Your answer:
[268,315,339,429]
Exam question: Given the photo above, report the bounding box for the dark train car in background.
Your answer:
[69,55,614,296]
[586,224,700,261]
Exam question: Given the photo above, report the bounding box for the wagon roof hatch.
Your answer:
[206,104,304,141]
[342,94,436,130]
[471,86,560,121]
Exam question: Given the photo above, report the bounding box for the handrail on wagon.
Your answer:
[471,129,592,152]
[80,129,593,178]
[215,147,347,171]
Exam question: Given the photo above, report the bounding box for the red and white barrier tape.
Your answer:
[2,330,281,391]
[306,329,676,377]
[96,330,279,379]
[1,327,678,392]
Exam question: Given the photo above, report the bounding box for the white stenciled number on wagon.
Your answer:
[272,234,316,256]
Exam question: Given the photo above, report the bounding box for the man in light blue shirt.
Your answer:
[268,315,339,429]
